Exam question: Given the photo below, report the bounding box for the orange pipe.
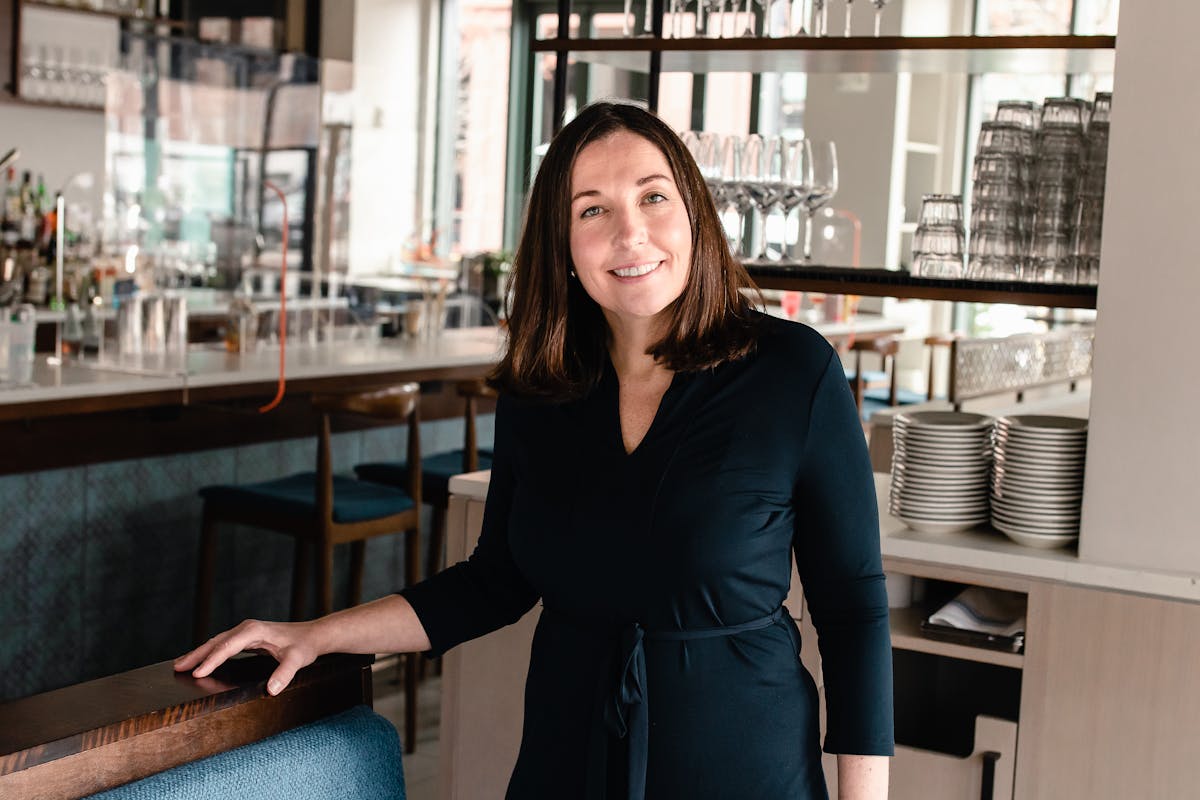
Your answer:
[258,180,288,414]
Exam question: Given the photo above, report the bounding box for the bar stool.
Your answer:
[354,378,496,580]
[851,336,927,420]
[192,383,423,753]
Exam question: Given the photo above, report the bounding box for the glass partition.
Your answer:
[102,31,339,293]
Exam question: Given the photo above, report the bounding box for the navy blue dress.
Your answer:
[402,313,894,799]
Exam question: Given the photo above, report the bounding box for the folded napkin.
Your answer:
[927,586,1026,638]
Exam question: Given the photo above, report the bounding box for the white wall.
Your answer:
[1079,0,1200,572]
[0,104,106,214]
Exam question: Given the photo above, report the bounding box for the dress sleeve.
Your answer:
[399,393,540,657]
[792,351,895,756]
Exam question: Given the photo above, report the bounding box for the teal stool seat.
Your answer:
[200,473,416,524]
[862,387,928,406]
[356,449,494,499]
[845,367,889,386]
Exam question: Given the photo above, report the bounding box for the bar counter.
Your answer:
[0,327,507,421]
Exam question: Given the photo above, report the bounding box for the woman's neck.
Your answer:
[605,312,670,382]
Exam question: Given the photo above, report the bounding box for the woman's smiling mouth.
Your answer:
[610,261,662,279]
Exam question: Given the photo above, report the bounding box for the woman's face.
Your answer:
[568,130,692,330]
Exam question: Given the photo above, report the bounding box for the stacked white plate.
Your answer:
[990,415,1088,549]
[890,411,994,534]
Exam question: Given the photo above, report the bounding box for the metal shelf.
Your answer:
[532,34,1116,74]
[745,265,1098,309]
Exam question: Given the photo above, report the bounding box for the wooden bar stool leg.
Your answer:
[290,538,311,622]
[348,540,366,608]
[317,539,335,617]
[192,506,219,645]
[427,503,447,580]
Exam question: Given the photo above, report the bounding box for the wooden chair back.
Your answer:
[852,335,901,408]
[312,383,422,525]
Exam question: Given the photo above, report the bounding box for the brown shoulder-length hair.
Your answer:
[490,100,762,401]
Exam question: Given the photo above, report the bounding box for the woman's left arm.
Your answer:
[792,349,894,794]
[838,754,889,799]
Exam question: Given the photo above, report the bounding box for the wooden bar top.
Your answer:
[0,653,374,798]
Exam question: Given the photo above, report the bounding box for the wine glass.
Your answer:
[793,0,809,34]
[812,0,827,35]
[740,0,756,36]
[844,0,855,37]
[800,141,838,262]
[872,0,889,36]
[718,135,750,255]
[779,139,814,261]
[741,135,786,262]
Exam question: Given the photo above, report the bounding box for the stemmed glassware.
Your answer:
[812,0,828,35]
[871,0,889,36]
[740,135,786,262]
[799,140,839,261]
[844,0,855,37]
[779,140,814,259]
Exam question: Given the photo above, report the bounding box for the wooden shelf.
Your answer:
[22,0,189,29]
[744,264,1098,308]
[890,606,1025,669]
[533,34,1116,74]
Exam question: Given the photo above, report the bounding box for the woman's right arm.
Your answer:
[174,593,430,695]
[176,393,538,693]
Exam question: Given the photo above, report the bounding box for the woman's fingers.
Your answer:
[266,647,314,696]
[174,639,217,672]
[190,620,270,679]
[173,620,316,694]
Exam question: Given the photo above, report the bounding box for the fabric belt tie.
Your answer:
[542,606,791,800]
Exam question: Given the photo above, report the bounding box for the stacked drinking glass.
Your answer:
[968,115,1034,281]
[1026,97,1090,284]
[1072,92,1111,286]
[911,194,965,279]
[960,93,1110,286]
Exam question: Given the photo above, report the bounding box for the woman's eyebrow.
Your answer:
[570,173,674,204]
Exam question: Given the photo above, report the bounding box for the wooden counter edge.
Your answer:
[0,653,373,799]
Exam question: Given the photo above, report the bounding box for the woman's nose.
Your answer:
[612,207,648,248]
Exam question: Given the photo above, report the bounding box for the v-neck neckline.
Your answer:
[604,358,683,458]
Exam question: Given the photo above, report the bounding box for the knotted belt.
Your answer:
[540,606,793,800]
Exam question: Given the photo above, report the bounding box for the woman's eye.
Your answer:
[580,206,601,219]
[644,192,667,204]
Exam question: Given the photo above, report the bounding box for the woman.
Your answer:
[177,101,893,799]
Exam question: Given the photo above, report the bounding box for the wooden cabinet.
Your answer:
[438,492,538,800]
[1016,582,1200,799]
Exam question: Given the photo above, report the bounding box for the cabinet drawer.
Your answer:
[890,716,1017,800]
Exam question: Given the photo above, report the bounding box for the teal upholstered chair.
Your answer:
[192,384,423,752]
[355,378,495,580]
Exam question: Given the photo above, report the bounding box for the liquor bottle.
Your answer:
[17,171,36,246]
[2,167,19,224]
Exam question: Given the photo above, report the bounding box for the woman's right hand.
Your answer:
[174,618,322,696]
